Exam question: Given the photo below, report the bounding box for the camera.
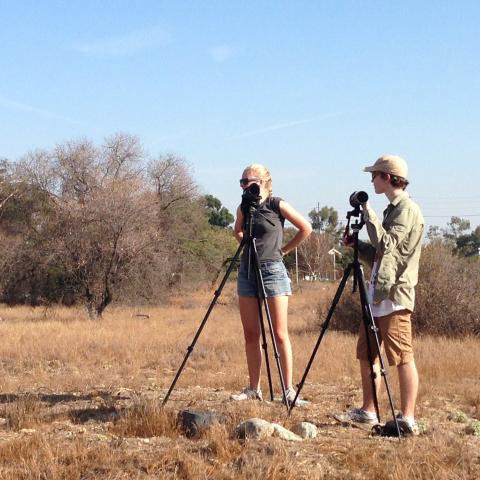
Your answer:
[241,183,261,212]
[349,191,369,208]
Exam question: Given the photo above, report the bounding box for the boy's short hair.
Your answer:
[379,172,409,189]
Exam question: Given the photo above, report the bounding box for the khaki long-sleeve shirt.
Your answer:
[358,191,424,312]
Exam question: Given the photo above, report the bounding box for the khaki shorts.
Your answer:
[356,310,414,366]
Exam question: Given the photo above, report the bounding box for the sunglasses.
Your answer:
[239,176,260,186]
[371,171,381,180]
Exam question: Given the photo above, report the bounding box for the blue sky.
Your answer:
[1,1,479,232]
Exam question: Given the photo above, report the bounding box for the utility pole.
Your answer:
[328,248,342,281]
[295,247,299,284]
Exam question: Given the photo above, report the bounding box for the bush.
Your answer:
[321,240,480,336]
[415,241,480,335]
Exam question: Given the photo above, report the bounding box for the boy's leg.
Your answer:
[359,359,381,413]
[398,360,419,418]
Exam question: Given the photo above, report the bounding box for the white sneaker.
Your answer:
[284,387,297,404]
[334,408,379,425]
[230,387,263,401]
[396,413,420,436]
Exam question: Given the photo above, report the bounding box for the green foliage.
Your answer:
[442,216,471,242]
[308,205,339,235]
[282,227,298,270]
[203,194,234,228]
[447,410,470,423]
[181,218,237,285]
[429,216,479,258]
[465,421,480,436]
[454,227,480,257]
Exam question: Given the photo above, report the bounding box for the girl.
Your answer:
[231,164,312,402]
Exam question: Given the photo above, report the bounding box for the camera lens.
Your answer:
[349,191,369,208]
[245,183,260,196]
[241,183,261,212]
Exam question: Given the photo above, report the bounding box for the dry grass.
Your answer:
[0,281,479,479]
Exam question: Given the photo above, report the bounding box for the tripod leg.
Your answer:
[251,239,290,410]
[289,263,353,414]
[162,240,245,407]
[256,295,274,401]
[355,263,401,438]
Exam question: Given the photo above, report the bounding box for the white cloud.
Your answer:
[208,44,237,63]
[73,26,170,56]
[0,96,78,123]
[228,112,343,140]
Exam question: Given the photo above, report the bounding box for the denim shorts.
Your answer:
[237,260,292,297]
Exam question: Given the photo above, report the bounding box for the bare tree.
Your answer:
[297,232,335,279]
[53,177,158,317]
[3,136,228,314]
[13,134,161,317]
[147,153,198,212]
[0,160,20,216]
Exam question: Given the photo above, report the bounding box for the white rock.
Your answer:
[235,418,274,439]
[293,421,318,439]
[271,423,303,442]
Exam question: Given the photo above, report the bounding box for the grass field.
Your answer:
[0,281,479,479]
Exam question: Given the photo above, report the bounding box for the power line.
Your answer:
[423,214,480,218]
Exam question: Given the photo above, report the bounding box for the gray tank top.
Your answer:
[241,196,285,264]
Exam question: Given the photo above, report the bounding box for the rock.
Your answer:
[271,423,303,442]
[293,421,318,439]
[178,410,228,438]
[235,418,274,440]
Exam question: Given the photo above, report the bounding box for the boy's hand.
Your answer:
[343,229,354,247]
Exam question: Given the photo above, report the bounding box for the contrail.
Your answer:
[228,112,342,140]
[0,96,78,124]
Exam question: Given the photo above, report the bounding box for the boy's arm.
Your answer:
[363,205,413,255]
[357,240,376,266]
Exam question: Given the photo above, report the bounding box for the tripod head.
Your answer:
[345,190,368,233]
[344,191,368,265]
[241,184,275,240]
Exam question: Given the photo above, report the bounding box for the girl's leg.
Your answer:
[267,295,292,389]
[238,296,262,390]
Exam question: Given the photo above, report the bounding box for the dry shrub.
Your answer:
[0,434,119,479]
[231,442,299,480]
[335,433,480,480]
[320,241,480,336]
[288,281,338,335]
[111,399,178,438]
[1,395,43,430]
[319,279,362,334]
[415,241,480,335]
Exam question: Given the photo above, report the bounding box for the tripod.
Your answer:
[162,202,291,410]
[289,208,401,437]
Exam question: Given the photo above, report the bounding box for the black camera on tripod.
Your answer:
[241,183,262,212]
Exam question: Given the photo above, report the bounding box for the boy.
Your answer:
[340,154,424,435]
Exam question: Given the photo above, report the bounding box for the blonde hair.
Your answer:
[243,164,273,196]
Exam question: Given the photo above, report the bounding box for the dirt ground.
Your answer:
[0,379,478,479]
[0,283,479,479]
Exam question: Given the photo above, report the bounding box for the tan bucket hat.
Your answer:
[363,154,408,179]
